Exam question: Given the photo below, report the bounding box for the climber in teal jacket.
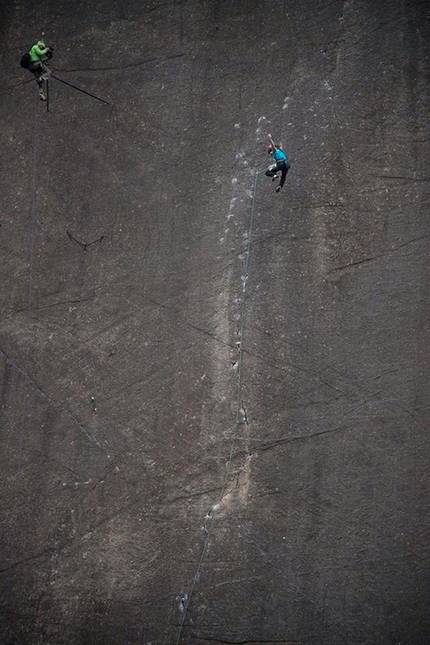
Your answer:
[266,133,291,193]
[28,40,54,101]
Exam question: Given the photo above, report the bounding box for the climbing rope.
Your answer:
[174,168,262,643]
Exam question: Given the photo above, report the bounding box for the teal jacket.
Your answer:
[272,147,287,163]
[29,41,50,64]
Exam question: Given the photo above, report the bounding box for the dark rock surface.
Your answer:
[1,1,429,643]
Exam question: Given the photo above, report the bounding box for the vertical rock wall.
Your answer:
[0,1,429,643]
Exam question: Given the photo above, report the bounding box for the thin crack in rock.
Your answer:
[13,297,95,314]
[67,230,104,250]
[256,425,349,452]
[330,256,378,272]
[192,638,302,645]
[215,575,261,588]
[330,234,429,272]
[168,486,223,504]
[55,52,184,73]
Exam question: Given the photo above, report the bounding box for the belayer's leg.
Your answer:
[29,62,42,81]
[37,77,46,101]
[29,63,46,99]
[28,63,46,101]
[40,64,51,81]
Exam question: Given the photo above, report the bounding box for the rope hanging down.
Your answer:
[174,167,262,644]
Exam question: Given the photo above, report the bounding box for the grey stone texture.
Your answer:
[1,1,429,643]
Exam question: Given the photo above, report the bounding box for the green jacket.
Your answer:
[29,41,50,64]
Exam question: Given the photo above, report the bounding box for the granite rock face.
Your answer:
[1,1,429,643]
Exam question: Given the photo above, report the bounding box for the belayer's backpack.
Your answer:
[20,52,31,69]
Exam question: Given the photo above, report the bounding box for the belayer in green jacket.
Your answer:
[28,40,54,101]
